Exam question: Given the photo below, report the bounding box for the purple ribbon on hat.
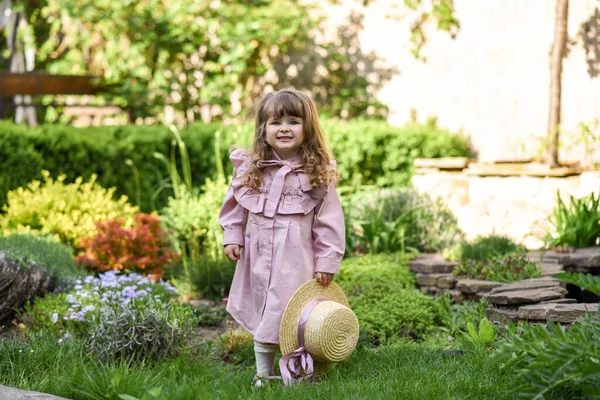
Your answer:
[279,298,328,386]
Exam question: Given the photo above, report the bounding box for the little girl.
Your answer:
[219,88,345,384]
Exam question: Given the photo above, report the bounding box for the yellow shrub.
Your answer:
[1,171,138,246]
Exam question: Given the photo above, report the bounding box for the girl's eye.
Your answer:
[271,121,280,125]
[291,121,300,125]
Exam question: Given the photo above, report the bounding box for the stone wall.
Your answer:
[412,160,600,249]
[409,248,600,325]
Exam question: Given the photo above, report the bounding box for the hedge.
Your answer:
[0,119,470,212]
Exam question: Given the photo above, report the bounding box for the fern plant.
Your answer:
[553,272,600,295]
[491,273,600,399]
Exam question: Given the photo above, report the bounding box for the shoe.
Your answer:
[251,374,281,388]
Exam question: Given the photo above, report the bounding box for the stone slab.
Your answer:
[518,303,598,323]
[437,274,457,289]
[485,287,567,305]
[466,163,581,177]
[486,307,519,323]
[416,273,452,287]
[419,286,439,295]
[564,266,600,274]
[409,259,458,274]
[540,298,577,304]
[535,247,600,268]
[0,385,69,400]
[455,279,503,294]
[539,262,564,276]
[440,289,464,303]
[414,157,469,170]
[487,278,563,295]
[561,247,600,267]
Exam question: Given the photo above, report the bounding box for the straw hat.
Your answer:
[279,279,359,380]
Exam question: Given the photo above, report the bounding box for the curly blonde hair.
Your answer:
[243,88,338,191]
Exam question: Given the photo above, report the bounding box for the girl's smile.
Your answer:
[266,115,304,159]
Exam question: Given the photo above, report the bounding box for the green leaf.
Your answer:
[147,387,163,398]
[466,322,478,341]
[477,318,495,344]
[118,395,140,400]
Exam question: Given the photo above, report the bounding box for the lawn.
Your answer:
[0,332,510,400]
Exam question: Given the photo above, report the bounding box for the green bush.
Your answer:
[0,172,138,247]
[349,287,446,342]
[0,119,469,212]
[453,253,541,283]
[337,253,416,297]
[337,253,445,341]
[0,233,84,322]
[544,191,600,248]
[0,121,249,212]
[444,235,525,262]
[88,296,196,362]
[160,178,229,260]
[343,188,463,255]
[189,303,227,327]
[0,233,82,281]
[323,118,471,187]
[165,255,236,300]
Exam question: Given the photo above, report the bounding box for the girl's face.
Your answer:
[265,114,305,159]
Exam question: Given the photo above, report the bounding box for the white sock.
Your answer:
[254,341,279,377]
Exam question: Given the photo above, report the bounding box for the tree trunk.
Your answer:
[546,0,569,167]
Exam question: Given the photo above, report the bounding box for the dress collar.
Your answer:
[271,149,303,166]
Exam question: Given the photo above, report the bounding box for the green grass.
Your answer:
[0,332,511,400]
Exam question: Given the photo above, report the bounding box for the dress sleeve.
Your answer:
[219,150,250,246]
[312,182,346,274]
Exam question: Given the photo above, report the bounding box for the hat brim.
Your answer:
[279,279,350,376]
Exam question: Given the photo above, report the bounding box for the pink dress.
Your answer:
[219,149,345,344]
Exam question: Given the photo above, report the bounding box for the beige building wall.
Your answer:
[322,0,600,162]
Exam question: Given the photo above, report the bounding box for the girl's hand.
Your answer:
[315,272,334,287]
[224,244,242,261]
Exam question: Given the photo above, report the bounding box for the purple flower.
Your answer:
[69,311,85,322]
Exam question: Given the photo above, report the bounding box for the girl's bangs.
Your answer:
[263,92,304,119]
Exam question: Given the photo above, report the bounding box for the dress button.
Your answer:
[267,239,271,244]
[266,264,271,269]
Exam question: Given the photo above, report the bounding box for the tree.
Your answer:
[546,0,569,167]
[357,0,460,61]
[3,0,392,123]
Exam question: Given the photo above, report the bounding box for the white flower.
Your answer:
[83,305,95,313]
[52,313,58,323]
